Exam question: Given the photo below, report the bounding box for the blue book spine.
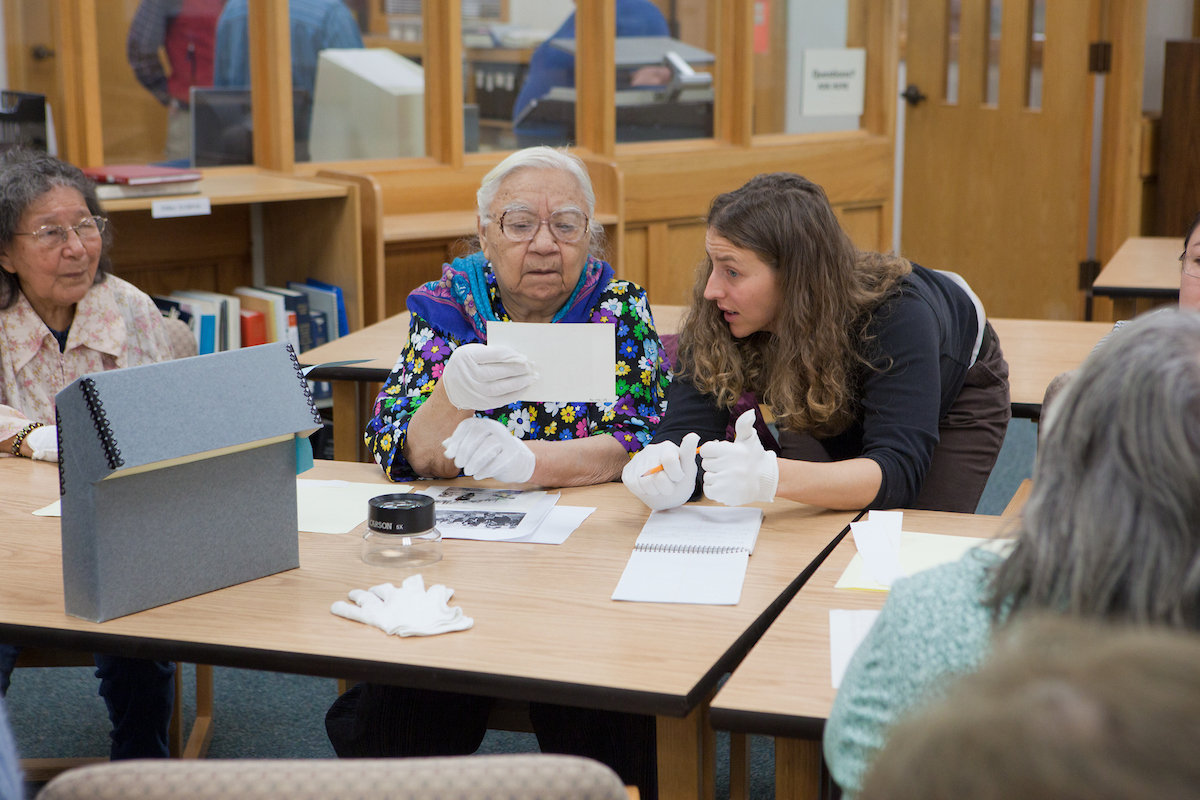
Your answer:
[308,312,332,401]
[198,315,216,355]
[306,278,349,337]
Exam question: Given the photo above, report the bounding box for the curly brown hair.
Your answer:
[676,173,911,436]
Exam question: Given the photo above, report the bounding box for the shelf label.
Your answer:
[151,197,212,219]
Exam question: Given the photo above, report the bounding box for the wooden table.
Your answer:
[709,510,1013,800]
[988,317,1111,418]
[302,310,1108,461]
[1090,236,1181,319]
[0,458,854,800]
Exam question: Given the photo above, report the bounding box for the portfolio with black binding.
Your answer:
[55,343,321,622]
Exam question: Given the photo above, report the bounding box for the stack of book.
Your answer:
[82,164,203,200]
[152,280,348,405]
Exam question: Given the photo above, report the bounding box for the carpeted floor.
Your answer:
[9,419,1037,799]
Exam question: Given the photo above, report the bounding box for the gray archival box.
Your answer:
[56,343,322,622]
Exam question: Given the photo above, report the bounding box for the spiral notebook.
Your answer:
[611,506,763,605]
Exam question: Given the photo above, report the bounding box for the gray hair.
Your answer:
[476,146,604,253]
[0,148,110,309]
[988,310,1200,626]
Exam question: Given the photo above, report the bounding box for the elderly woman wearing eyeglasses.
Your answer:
[0,149,172,462]
[0,149,175,762]
[365,146,669,487]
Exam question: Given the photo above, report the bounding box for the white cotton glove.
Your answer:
[25,425,58,462]
[621,432,701,512]
[440,343,538,411]
[442,416,536,483]
[331,575,473,637]
[699,409,778,506]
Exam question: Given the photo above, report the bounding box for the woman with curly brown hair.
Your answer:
[623,173,1010,512]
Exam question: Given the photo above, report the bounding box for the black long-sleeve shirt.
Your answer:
[653,265,978,509]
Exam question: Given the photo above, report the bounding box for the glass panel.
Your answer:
[3,1,60,155]
[468,0,569,153]
[983,0,1002,106]
[756,0,860,136]
[1025,0,1046,110]
[944,0,961,104]
[611,1,714,144]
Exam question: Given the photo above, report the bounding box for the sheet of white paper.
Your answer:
[868,509,903,551]
[487,321,616,403]
[437,493,559,541]
[836,531,1015,591]
[507,505,596,545]
[850,519,904,586]
[612,550,749,605]
[829,609,881,688]
[295,480,411,534]
[33,500,61,517]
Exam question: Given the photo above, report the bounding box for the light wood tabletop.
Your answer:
[709,510,1014,800]
[0,458,854,800]
[1092,236,1182,298]
[988,317,1112,415]
[300,310,1110,460]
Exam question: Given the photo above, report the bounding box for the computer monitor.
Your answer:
[309,48,425,161]
[190,88,312,168]
[0,92,48,153]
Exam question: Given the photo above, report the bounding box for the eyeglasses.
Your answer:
[498,209,589,244]
[15,216,106,248]
[1180,250,1200,279]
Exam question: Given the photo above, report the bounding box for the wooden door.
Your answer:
[901,1,1095,320]
[4,0,65,154]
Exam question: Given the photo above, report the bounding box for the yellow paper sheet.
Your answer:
[834,531,1013,591]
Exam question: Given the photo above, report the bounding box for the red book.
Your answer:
[240,309,268,347]
[81,164,202,185]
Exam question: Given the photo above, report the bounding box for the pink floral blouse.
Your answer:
[0,275,173,449]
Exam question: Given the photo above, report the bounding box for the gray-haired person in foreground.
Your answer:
[823,309,1200,796]
[858,616,1200,800]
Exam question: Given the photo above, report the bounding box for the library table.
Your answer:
[302,311,1108,460]
[987,317,1111,418]
[0,458,854,800]
[709,510,1014,800]
[1090,236,1181,320]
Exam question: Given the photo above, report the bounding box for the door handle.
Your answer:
[31,45,55,62]
[900,84,927,106]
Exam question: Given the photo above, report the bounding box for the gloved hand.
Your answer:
[442,416,536,483]
[440,343,537,411]
[699,409,778,506]
[331,574,473,637]
[25,425,58,462]
[621,432,701,511]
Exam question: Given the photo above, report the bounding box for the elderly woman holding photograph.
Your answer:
[339,147,668,799]
[365,146,669,487]
[0,149,175,760]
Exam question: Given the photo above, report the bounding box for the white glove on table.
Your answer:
[331,574,473,637]
[443,416,536,483]
[699,409,778,506]
[621,432,701,511]
[25,425,58,462]
[440,343,537,411]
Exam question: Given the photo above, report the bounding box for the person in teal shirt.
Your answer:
[824,310,1200,795]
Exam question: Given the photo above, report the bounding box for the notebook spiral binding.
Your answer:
[79,377,124,470]
[55,407,65,496]
[286,343,324,426]
[633,543,747,555]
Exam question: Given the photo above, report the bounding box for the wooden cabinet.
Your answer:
[102,170,365,331]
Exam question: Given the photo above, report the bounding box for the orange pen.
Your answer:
[641,447,701,477]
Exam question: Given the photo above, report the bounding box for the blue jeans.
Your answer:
[0,644,175,759]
